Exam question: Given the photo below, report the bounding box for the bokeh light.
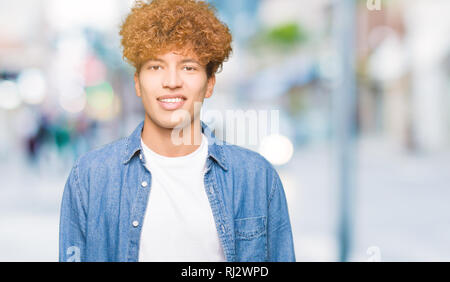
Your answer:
[59,91,87,114]
[0,80,22,110]
[85,82,120,120]
[17,68,48,105]
[259,134,294,166]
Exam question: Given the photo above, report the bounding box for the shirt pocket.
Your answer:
[234,216,267,262]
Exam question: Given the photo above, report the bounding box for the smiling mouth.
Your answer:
[157,95,187,102]
[157,97,185,103]
[156,96,186,110]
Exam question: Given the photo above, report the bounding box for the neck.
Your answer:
[141,115,203,157]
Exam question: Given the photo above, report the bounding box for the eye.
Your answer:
[183,66,196,71]
[149,65,162,71]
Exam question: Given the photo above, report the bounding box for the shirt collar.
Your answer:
[123,120,228,171]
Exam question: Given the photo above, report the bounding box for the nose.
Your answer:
[162,67,182,89]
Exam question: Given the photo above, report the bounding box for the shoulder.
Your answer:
[74,137,128,178]
[221,142,275,172]
[220,142,280,195]
[218,142,283,206]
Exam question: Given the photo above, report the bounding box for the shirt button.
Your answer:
[139,154,143,160]
[221,224,226,233]
[141,181,148,187]
[132,221,139,227]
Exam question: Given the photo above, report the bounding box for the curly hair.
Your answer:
[119,0,233,77]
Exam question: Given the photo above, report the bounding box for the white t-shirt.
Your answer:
[138,133,226,262]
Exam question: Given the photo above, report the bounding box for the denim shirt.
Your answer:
[59,120,296,262]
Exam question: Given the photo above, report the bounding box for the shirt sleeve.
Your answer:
[59,160,87,262]
[267,170,296,262]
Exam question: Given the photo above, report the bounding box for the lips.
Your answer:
[157,94,187,101]
[156,95,187,111]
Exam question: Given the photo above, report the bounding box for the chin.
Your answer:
[155,116,192,130]
[146,107,194,128]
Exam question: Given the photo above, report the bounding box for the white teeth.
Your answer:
[160,98,183,103]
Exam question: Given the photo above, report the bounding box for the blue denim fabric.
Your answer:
[59,120,296,262]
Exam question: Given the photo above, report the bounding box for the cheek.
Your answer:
[184,76,208,98]
[139,77,160,96]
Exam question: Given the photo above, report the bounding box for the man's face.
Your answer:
[134,50,215,130]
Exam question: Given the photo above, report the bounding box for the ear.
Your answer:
[205,75,216,99]
[134,72,141,97]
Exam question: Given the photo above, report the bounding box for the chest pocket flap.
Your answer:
[234,216,267,240]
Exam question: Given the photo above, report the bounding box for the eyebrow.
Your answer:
[147,58,164,63]
[180,59,201,65]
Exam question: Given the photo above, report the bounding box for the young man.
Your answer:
[59,0,295,262]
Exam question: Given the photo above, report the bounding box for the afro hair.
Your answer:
[119,0,233,77]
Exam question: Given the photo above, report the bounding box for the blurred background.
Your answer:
[1,0,450,261]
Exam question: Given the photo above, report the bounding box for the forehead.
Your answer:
[150,49,201,63]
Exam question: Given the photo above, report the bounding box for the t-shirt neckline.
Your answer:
[140,133,207,163]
